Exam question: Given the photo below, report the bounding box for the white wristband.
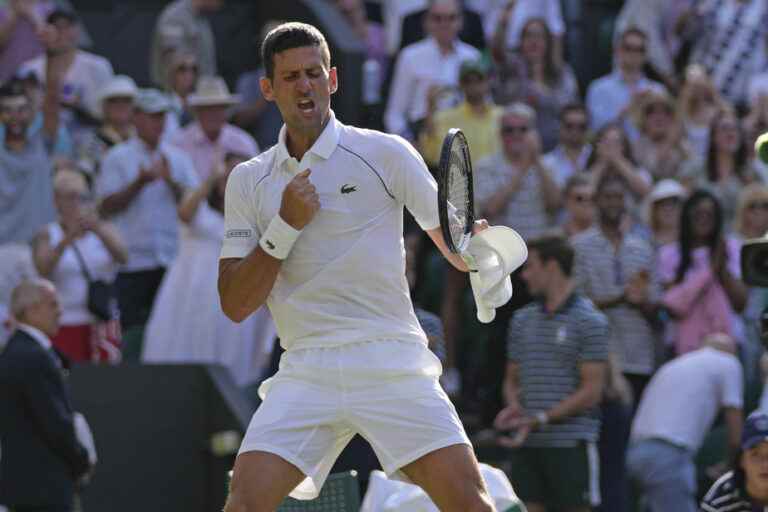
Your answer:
[259,214,302,260]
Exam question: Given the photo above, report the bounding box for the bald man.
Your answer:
[0,279,91,512]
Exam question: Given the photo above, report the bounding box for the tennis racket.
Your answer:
[437,128,475,256]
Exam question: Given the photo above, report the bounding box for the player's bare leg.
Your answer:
[401,443,496,512]
[223,451,305,512]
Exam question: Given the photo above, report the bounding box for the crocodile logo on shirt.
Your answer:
[340,184,357,194]
[265,240,275,250]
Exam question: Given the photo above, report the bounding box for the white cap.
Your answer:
[98,75,138,119]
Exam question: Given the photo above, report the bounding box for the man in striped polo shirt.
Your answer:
[494,235,609,512]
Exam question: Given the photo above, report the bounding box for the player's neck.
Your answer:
[544,279,574,314]
[285,115,330,161]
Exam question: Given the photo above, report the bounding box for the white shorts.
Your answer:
[238,339,471,500]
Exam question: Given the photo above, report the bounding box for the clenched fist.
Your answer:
[280,169,320,230]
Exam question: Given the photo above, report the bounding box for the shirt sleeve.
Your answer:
[388,135,440,231]
[220,163,260,259]
[506,312,524,363]
[170,151,199,189]
[719,356,744,409]
[578,308,610,362]
[94,149,128,199]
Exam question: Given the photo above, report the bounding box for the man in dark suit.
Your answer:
[0,279,91,512]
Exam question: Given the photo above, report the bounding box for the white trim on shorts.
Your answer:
[587,441,601,507]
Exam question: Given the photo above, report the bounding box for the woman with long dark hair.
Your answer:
[700,412,768,511]
[658,190,747,356]
[491,16,578,151]
[681,108,754,230]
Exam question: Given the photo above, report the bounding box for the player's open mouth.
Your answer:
[297,99,315,114]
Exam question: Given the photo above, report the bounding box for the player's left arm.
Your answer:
[426,221,488,272]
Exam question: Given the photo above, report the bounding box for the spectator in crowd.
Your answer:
[18,8,113,126]
[586,123,652,202]
[572,172,661,406]
[734,184,768,243]
[149,0,222,88]
[0,0,55,83]
[586,27,665,133]
[643,178,687,249]
[681,108,753,229]
[627,333,743,512]
[658,190,747,356]
[0,242,37,347]
[684,0,768,109]
[162,50,199,136]
[0,55,68,246]
[95,89,197,361]
[491,16,579,151]
[384,0,480,140]
[494,235,608,512]
[418,59,502,167]
[0,279,93,512]
[541,103,591,187]
[142,152,275,391]
[700,412,768,512]
[678,64,725,162]
[612,0,681,89]
[398,1,486,51]
[31,170,126,363]
[335,0,389,127]
[231,21,283,149]
[484,0,564,64]
[559,174,594,239]
[632,89,691,182]
[169,76,258,181]
[76,75,138,178]
[476,103,561,242]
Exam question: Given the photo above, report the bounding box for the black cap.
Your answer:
[47,8,78,25]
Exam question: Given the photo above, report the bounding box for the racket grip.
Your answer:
[469,271,496,323]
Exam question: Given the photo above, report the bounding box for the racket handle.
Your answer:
[469,271,496,323]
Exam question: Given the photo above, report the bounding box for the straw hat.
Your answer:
[187,76,240,107]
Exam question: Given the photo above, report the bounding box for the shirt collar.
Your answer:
[17,323,52,350]
[275,110,341,170]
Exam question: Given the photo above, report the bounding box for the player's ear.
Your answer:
[328,67,338,95]
[260,76,275,102]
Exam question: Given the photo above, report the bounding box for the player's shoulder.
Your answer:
[338,123,421,163]
[228,146,279,189]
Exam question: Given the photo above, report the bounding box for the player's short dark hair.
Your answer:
[526,235,574,276]
[261,22,331,80]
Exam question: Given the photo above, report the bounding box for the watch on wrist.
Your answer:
[535,411,549,426]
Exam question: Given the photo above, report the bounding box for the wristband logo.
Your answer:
[265,240,275,250]
[340,184,357,194]
[225,229,252,239]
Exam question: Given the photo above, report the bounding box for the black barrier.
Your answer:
[69,364,252,512]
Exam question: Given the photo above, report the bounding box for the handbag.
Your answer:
[71,242,118,322]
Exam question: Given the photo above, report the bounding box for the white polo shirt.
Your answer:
[220,111,440,351]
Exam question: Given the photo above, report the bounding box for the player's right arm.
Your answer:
[218,169,319,323]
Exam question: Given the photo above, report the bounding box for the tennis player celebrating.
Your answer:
[218,22,495,512]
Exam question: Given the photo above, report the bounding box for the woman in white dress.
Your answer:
[142,153,276,389]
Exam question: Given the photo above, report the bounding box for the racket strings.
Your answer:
[447,149,470,249]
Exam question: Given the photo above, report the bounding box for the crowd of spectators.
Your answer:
[3,0,768,510]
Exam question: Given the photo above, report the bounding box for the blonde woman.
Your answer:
[632,89,691,181]
[677,64,724,161]
[32,170,127,362]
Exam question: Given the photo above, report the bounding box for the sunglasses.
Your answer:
[622,43,646,54]
[570,193,592,203]
[563,121,587,131]
[747,201,768,211]
[501,125,529,135]
[429,12,459,22]
[644,104,672,116]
